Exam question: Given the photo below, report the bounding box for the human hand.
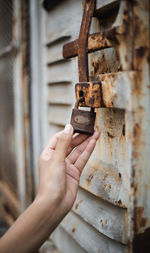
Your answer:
[37,124,100,214]
[0,125,100,253]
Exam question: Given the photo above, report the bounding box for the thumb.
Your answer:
[54,124,73,162]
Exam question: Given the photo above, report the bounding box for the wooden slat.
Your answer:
[46,61,73,84]
[46,38,71,65]
[46,29,71,46]
[61,212,127,253]
[52,227,87,253]
[96,0,119,10]
[39,240,60,253]
[73,187,127,244]
[48,105,72,126]
[48,83,73,105]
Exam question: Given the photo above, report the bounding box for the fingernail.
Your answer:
[64,124,73,134]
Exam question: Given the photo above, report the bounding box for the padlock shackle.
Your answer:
[78,0,96,82]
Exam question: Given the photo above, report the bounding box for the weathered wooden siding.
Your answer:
[38,0,149,252]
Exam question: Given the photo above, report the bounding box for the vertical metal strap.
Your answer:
[78,0,96,82]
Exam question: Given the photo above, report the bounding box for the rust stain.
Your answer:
[104,184,111,193]
[72,227,77,233]
[91,50,121,76]
[103,173,108,181]
[132,123,142,159]
[136,46,147,58]
[75,200,83,210]
[100,219,108,228]
[133,123,141,138]
[100,73,118,108]
[86,173,94,185]
[134,207,148,232]
[118,172,122,179]
[107,131,115,138]
[122,124,126,136]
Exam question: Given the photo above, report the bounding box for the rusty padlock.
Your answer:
[71,97,96,134]
[64,0,100,134]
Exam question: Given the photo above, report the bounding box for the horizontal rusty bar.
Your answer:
[63,27,119,59]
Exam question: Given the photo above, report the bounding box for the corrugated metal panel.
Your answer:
[39,0,149,252]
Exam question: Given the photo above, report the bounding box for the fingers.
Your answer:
[40,131,64,161]
[74,138,96,174]
[45,131,64,151]
[67,133,89,155]
[67,131,100,164]
[53,124,73,162]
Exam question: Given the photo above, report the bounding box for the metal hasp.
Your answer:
[63,0,101,135]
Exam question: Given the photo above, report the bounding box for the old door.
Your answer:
[37,0,150,252]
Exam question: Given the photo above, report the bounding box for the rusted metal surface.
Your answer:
[75,82,101,108]
[78,0,96,82]
[71,108,96,135]
[63,30,113,59]
[69,0,97,135]
[126,0,150,251]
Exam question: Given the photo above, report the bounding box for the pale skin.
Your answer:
[0,124,100,253]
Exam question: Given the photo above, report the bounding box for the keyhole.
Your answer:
[79,90,84,98]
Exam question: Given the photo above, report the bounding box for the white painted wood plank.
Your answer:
[48,83,74,105]
[73,187,127,244]
[45,0,82,44]
[46,29,71,46]
[96,0,119,10]
[61,212,127,253]
[46,39,69,64]
[52,227,87,253]
[46,60,73,84]
[39,240,59,253]
[48,105,72,126]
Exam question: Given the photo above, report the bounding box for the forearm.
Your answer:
[0,196,62,253]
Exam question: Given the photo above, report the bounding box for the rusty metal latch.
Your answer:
[63,0,102,135]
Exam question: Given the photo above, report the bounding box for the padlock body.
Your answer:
[71,108,96,135]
